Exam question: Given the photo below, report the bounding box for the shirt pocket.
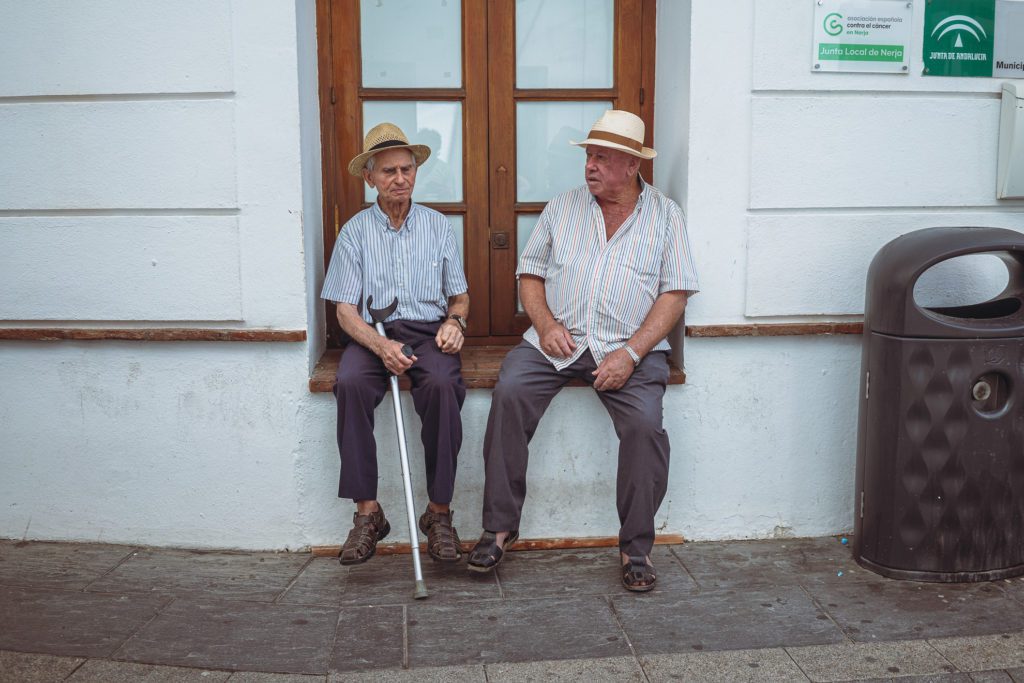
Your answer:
[414,257,444,304]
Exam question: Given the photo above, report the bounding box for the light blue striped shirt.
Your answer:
[321,202,467,324]
[518,179,699,369]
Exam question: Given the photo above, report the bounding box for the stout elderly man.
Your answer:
[322,123,469,566]
[467,110,699,591]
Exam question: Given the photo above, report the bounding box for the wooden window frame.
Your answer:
[316,0,656,346]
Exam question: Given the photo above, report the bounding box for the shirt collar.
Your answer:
[371,201,417,232]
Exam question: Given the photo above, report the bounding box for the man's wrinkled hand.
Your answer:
[378,338,416,375]
[435,320,464,354]
[591,348,635,391]
[538,322,576,358]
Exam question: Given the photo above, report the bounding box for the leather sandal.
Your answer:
[621,555,656,592]
[339,505,390,565]
[467,530,519,573]
[418,508,463,563]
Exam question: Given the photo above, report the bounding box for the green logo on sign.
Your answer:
[824,12,844,36]
[931,14,987,48]
[922,0,995,78]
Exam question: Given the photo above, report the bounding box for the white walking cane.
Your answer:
[366,296,428,600]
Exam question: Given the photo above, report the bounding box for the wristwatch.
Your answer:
[624,344,641,366]
[447,314,468,332]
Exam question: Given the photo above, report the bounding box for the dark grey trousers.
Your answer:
[482,341,671,557]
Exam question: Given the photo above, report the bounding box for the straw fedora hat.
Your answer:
[348,122,431,177]
[570,110,656,160]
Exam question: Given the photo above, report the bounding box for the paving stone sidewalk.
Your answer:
[1,537,1023,681]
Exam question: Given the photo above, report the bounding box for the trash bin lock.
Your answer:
[854,226,1024,583]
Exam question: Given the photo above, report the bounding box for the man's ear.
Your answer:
[362,168,373,188]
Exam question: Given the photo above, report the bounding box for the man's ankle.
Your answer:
[355,500,380,515]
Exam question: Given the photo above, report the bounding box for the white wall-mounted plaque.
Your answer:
[812,0,913,73]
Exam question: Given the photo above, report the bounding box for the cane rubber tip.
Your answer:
[414,580,429,600]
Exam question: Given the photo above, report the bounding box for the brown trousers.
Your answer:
[482,341,671,557]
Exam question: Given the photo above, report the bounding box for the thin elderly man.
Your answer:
[321,122,470,566]
[467,110,699,591]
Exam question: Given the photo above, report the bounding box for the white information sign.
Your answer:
[993,0,1024,78]
[812,0,913,73]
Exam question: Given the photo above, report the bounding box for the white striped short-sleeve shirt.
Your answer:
[321,202,468,324]
[518,179,699,369]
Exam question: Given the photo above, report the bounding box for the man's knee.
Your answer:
[616,408,665,443]
[415,369,463,398]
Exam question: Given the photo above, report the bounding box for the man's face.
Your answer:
[363,148,417,203]
[584,145,638,199]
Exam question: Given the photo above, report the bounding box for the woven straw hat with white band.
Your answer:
[569,109,657,160]
[348,122,431,177]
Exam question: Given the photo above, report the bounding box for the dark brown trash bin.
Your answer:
[854,226,1024,582]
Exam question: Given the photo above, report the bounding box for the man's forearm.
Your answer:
[446,292,469,321]
[627,291,688,357]
[336,303,385,355]
[518,275,558,332]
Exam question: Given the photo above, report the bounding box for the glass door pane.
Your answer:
[516,101,611,202]
[362,101,463,203]
[361,0,462,88]
[515,0,614,88]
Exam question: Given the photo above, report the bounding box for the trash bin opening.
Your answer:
[913,252,1016,317]
[926,296,1023,320]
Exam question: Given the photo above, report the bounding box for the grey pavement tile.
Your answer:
[485,656,645,681]
[406,596,630,667]
[786,640,955,682]
[641,648,809,682]
[1009,668,1024,683]
[997,577,1024,605]
[281,555,499,607]
[612,585,844,655]
[672,537,876,591]
[230,673,328,682]
[968,671,1016,682]
[495,546,697,599]
[928,633,1024,672]
[0,650,85,682]
[0,586,168,658]
[67,659,231,681]
[330,665,485,681]
[805,580,1024,642]
[116,598,340,675]
[86,548,310,601]
[328,605,405,672]
[837,675,973,683]
[0,540,134,590]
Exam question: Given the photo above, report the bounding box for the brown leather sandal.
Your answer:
[467,530,519,573]
[339,506,390,565]
[621,555,656,592]
[418,508,463,563]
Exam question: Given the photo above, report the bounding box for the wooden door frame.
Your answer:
[315,0,656,345]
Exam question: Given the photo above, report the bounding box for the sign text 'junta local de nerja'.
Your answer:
[812,0,913,74]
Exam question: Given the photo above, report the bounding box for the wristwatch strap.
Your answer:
[624,344,641,366]
[447,314,467,332]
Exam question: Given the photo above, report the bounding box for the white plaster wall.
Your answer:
[0,1,313,548]
[6,0,1024,551]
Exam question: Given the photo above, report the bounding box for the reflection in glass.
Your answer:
[516,214,540,312]
[516,0,613,89]
[362,101,463,203]
[516,101,611,203]
[361,0,461,88]
[447,215,465,263]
